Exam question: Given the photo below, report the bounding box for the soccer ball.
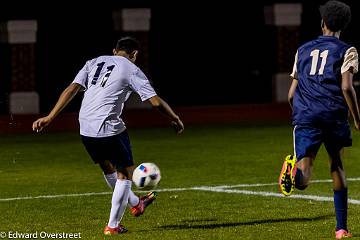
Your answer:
[132,162,161,189]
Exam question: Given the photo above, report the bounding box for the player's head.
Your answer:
[113,37,140,63]
[319,0,351,33]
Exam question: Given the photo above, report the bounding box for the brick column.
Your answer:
[264,4,302,103]
[0,20,39,114]
[113,8,152,109]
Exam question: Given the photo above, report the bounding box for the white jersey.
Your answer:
[72,55,157,137]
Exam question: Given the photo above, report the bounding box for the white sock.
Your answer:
[128,189,140,207]
[104,172,117,189]
[107,180,131,228]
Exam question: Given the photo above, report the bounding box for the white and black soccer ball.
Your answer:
[132,162,161,189]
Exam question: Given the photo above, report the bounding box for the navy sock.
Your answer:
[295,169,307,190]
[334,188,348,231]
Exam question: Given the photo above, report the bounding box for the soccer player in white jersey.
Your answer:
[32,37,184,235]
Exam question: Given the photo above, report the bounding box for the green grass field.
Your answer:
[1,124,360,239]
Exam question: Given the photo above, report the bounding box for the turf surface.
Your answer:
[1,124,360,239]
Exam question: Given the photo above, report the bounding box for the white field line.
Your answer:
[0,192,111,202]
[217,177,360,189]
[191,187,360,205]
[1,178,360,203]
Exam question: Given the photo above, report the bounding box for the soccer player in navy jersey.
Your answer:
[32,37,184,235]
[278,1,359,238]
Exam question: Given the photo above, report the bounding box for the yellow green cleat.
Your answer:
[278,155,297,196]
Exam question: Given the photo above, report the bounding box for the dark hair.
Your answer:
[319,0,351,32]
[115,37,140,54]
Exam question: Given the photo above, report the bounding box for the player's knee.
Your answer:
[116,171,129,180]
[99,160,116,175]
[120,166,135,180]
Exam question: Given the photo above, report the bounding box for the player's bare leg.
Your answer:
[100,161,135,190]
[99,160,118,189]
[329,149,346,190]
[295,155,315,189]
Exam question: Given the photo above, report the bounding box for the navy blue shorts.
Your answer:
[293,122,352,160]
[81,130,134,169]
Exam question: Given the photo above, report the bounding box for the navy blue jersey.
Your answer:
[291,36,357,125]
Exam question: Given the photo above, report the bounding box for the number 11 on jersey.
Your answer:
[309,49,329,75]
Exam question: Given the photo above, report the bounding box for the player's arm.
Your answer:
[130,68,184,134]
[341,68,360,130]
[148,96,184,134]
[341,47,360,130]
[32,83,83,132]
[288,78,298,110]
[288,51,298,110]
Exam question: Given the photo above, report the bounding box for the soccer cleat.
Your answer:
[278,155,297,196]
[130,191,157,217]
[103,225,128,235]
[335,229,352,239]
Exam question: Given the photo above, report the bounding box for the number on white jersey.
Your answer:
[91,62,115,87]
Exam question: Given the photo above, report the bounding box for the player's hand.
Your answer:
[32,116,52,133]
[171,118,184,135]
[354,119,360,131]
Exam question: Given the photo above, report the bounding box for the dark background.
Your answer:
[0,0,358,112]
